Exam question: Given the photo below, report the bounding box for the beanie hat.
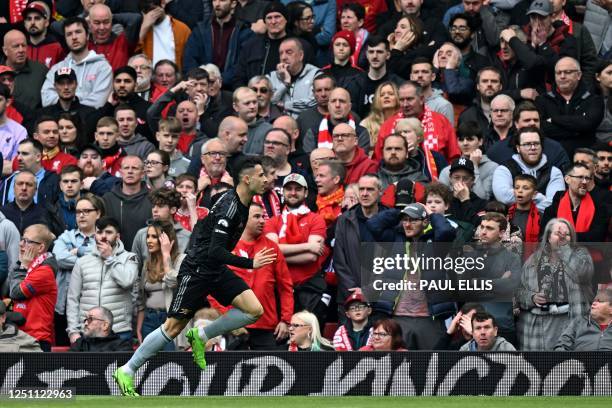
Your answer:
[114,66,137,81]
[264,2,289,21]
[332,30,356,54]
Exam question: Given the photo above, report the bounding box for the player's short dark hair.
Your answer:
[235,156,263,184]
[96,216,121,233]
[472,312,497,328]
[457,121,483,140]
[149,187,182,209]
[60,164,84,180]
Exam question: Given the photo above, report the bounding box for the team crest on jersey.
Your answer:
[218,219,229,228]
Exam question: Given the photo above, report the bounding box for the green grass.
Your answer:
[2,396,611,408]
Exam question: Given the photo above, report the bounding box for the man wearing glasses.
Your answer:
[492,127,565,211]
[542,162,608,242]
[9,224,57,352]
[331,123,377,185]
[69,306,133,351]
[249,75,282,123]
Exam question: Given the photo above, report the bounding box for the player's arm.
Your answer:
[208,215,254,269]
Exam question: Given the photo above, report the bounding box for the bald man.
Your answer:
[2,30,48,108]
[233,87,272,155]
[332,122,377,185]
[536,56,605,156]
[87,4,134,70]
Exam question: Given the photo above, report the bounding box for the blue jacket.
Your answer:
[182,17,254,84]
[0,170,59,207]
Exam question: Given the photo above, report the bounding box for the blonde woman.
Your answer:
[394,118,447,181]
[361,82,400,154]
[288,311,333,351]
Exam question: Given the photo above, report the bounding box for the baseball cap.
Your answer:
[0,65,16,76]
[527,0,552,16]
[400,202,428,220]
[55,67,77,82]
[344,292,368,308]
[22,2,48,19]
[449,156,475,176]
[79,144,103,157]
[283,173,308,189]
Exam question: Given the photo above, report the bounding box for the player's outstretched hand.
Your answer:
[253,247,277,269]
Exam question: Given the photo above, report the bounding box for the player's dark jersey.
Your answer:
[182,189,253,274]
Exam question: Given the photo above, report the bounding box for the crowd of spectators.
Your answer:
[0,0,611,353]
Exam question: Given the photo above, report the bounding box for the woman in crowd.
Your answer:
[145,150,174,190]
[136,220,187,351]
[387,15,428,80]
[288,311,333,351]
[361,82,400,153]
[58,113,86,158]
[339,2,369,69]
[516,218,594,350]
[341,183,359,211]
[359,319,407,351]
[173,174,209,232]
[595,60,612,143]
[287,2,318,58]
[52,194,104,345]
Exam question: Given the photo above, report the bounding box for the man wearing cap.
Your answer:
[322,30,364,106]
[78,144,120,197]
[0,82,28,176]
[0,65,34,130]
[334,174,384,314]
[446,156,488,226]
[23,1,65,69]
[554,287,612,351]
[265,173,328,317]
[333,293,373,351]
[97,66,152,143]
[39,66,98,139]
[367,201,456,349]
[88,4,136,71]
[269,37,319,118]
[235,1,314,87]
[332,122,377,185]
[2,29,48,109]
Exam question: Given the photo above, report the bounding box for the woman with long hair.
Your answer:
[136,220,187,350]
[58,113,86,157]
[288,310,333,351]
[516,218,594,350]
[360,82,400,152]
[144,150,174,190]
[287,2,318,56]
[387,15,426,80]
[359,319,407,351]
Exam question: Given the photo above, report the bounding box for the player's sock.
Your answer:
[124,326,173,374]
[201,308,258,340]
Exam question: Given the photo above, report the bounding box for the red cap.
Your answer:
[0,65,16,76]
[344,292,367,308]
[22,2,48,19]
[332,30,356,54]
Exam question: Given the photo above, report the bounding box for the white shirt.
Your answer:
[152,16,176,66]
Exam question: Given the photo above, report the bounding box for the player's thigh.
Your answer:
[231,289,264,317]
[163,316,191,338]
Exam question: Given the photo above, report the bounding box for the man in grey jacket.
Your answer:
[554,287,612,351]
[459,312,516,351]
[234,87,272,155]
[41,16,112,108]
[115,105,155,160]
[67,216,138,344]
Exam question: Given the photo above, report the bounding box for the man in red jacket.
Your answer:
[87,4,134,71]
[375,81,460,163]
[23,1,65,69]
[332,122,377,185]
[218,203,294,350]
[9,223,58,352]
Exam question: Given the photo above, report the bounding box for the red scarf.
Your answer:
[508,201,540,243]
[176,133,196,154]
[27,252,51,275]
[252,190,282,220]
[199,166,231,186]
[350,29,367,67]
[6,99,23,124]
[559,11,574,34]
[9,0,27,24]
[557,191,595,233]
[316,186,345,225]
[317,115,355,149]
[103,147,124,176]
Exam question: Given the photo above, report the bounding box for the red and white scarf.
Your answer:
[559,11,574,34]
[350,29,368,67]
[9,0,27,24]
[252,190,283,220]
[317,115,356,149]
[278,204,311,239]
[27,252,51,276]
[333,325,373,351]
[420,106,439,152]
[199,166,231,187]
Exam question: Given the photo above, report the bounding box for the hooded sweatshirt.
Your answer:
[439,155,499,200]
[377,158,429,190]
[41,50,113,108]
[425,88,455,125]
[102,183,153,250]
[343,147,378,185]
[117,133,155,161]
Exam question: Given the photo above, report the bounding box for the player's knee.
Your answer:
[163,318,184,338]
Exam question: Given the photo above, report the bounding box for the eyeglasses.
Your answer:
[264,140,289,147]
[83,316,106,324]
[144,160,163,166]
[288,323,310,329]
[450,26,469,33]
[347,304,368,312]
[555,69,580,76]
[371,331,390,338]
[250,87,269,94]
[202,151,227,158]
[76,208,97,216]
[567,175,593,182]
[519,142,541,148]
[491,109,511,114]
[299,15,314,22]
[20,237,41,245]
[332,133,356,140]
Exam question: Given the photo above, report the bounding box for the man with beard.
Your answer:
[446,13,489,83]
[492,127,565,212]
[542,163,608,242]
[234,87,272,155]
[410,57,454,124]
[87,4,135,71]
[458,67,503,135]
[183,0,253,86]
[41,17,112,109]
[23,1,65,69]
[78,144,120,196]
[594,142,611,191]
[249,76,282,123]
[96,66,152,142]
[377,133,426,190]
[128,54,154,101]
[137,0,191,71]
[39,67,99,139]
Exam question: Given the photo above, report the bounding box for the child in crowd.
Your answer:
[173,174,209,232]
[424,182,474,245]
[156,117,191,177]
[333,293,373,351]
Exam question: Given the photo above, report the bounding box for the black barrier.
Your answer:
[1,352,612,396]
